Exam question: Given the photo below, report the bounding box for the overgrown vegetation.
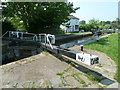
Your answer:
[43,51,50,56]
[84,34,119,82]
[27,82,36,88]
[72,74,85,84]
[44,80,53,88]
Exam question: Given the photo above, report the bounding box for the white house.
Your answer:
[61,15,79,33]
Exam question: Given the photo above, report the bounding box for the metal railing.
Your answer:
[1,31,55,49]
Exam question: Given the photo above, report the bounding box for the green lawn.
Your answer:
[55,32,92,37]
[84,34,119,82]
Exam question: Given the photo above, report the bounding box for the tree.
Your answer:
[88,19,99,24]
[117,18,120,29]
[79,24,86,31]
[79,20,86,25]
[98,25,104,30]
[99,21,106,26]
[111,20,119,30]
[103,25,111,29]
[105,21,111,24]
[3,2,80,34]
[7,17,25,30]
[2,20,16,34]
[88,19,99,34]
[79,24,93,32]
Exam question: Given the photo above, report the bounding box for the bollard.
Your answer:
[80,45,84,51]
[96,37,100,42]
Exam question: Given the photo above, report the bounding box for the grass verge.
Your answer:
[84,33,119,82]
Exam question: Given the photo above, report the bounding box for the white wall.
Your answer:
[66,18,79,32]
[68,19,79,26]
[60,18,79,33]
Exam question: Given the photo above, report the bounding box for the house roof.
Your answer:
[68,15,79,20]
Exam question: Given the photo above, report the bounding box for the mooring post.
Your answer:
[80,45,84,51]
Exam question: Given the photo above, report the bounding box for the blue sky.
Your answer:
[68,0,119,23]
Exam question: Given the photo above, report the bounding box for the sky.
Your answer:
[68,0,119,23]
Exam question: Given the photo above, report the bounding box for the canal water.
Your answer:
[58,36,92,49]
[1,36,92,65]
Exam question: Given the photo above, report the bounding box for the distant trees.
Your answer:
[79,20,86,25]
[99,21,111,25]
[117,18,120,29]
[88,19,99,25]
[79,19,99,34]
[2,2,80,34]
[111,20,119,30]
[79,18,118,34]
[79,24,91,32]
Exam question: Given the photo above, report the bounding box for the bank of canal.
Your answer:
[55,33,93,45]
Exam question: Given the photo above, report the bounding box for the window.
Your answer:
[75,25,79,29]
